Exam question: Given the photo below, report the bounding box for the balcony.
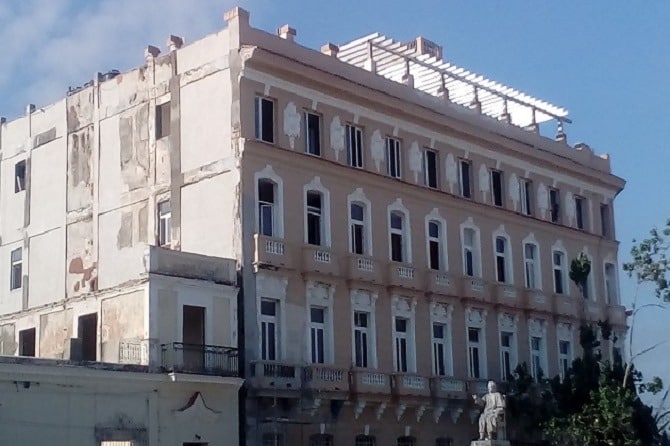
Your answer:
[350,369,391,395]
[250,361,301,391]
[426,271,458,296]
[607,304,628,326]
[494,284,523,308]
[391,373,431,398]
[254,234,294,269]
[430,376,467,400]
[525,290,551,313]
[461,276,491,303]
[347,255,383,283]
[160,342,239,377]
[388,262,424,290]
[585,300,606,321]
[553,294,577,318]
[468,379,490,396]
[302,246,339,276]
[302,365,349,393]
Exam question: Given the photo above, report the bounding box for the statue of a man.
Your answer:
[472,380,506,440]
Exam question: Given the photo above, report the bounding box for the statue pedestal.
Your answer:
[470,440,510,446]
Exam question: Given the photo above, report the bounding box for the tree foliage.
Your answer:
[623,219,670,302]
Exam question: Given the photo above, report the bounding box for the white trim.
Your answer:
[460,217,482,277]
[388,198,412,263]
[391,295,417,373]
[465,307,488,379]
[347,188,373,256]
[351,289,379,368]
[254,165,284,238]
[256,273,288,361]
[551,240,569,295]
[603,257,619,305]
[305,281,336,364]
[425,208,448,272]
[492,225,513,284]
[528,318,548,380]
[303,176,332,247]
[430,301,454,376]
[498,312,519,381]
[522,233,542,290]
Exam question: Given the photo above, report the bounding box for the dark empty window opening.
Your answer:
[491,170,503,206]
[459,160,471,198]
[156,101,171,139]
[10,248,22,290]
[600,203,611,238]
[306,191,323,246]
[157,200,171,247]
[254,97,275,143]
[19,328,36,357]
[15,160,26,193]
[258,179,276,237]
[575,196,586,230]
[346,125,363,168]
[386,137,402,179]
[305,112,321,156]
[78,313,98,361]
[550,188,560,223]
[424,149,438,188]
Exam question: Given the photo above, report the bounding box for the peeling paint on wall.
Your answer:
[0,324,16,355]
[119,104,150,191]
[67,221,97,295]
[39,309,73,359]
[68,127,94,212]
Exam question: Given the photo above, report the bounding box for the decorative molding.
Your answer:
[396,403,407,421]
[498,312,518,331]
[174,392,220,421]
[466,307,487,327]
[354,400,366,420]
[537,182,549,219]
[478,163,490,198]
[430,301,453,324]
[283,101,300,149]
[557,322,572,341]
[330,116,345,161]
[508,173,520,211]
[375,402,387,420]
[392,295,416,317]
[370,129,385,172]
[416,405,427,423]
[565,191,576,226]
[306,280,335,306]
[450,407,463,424]
[433,405,445,424]
[351,289,378,310]
[528,318,547,337]
[445,153,458,194]
[408,141,422,183]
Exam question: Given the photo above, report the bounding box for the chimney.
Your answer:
[321,43,339,57]
[167,35,184,52]
[145,45,161,62]
[224,7,250,27]
[277,24,296,42]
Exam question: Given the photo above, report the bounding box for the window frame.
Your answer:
[155,101,171,139]
[260,298,280,361]
[458,159,472,198]
[523,241,541,290]
[490,169,504,207]
[423,148,439,188]
[604,262,618,304]
[575,196,587,230]
[493,233,512,284]
[461,219,482,278]
[353,310,372,368]
[500,330,516,381]
[304,111,322,156]
[558,339,572,381]
[431,321,452,376]
[305,190,324,246]
[348,189,373,256]
[549,187,560,223]
[254,96,275,144]
[346,124,364,168]
[309,306,327,364]
[467,326,483,379]
[157,199,171,247]
[10,247,22,291]
[393,316,410,372]
[552,249,568,295]
[15,160,27,193]
[255,167,284,239]
[520,178,533,216]
[386,137,402,179]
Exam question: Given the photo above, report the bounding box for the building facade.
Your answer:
[0,6,626,446]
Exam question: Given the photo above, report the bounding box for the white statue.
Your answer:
[472,380,506,441]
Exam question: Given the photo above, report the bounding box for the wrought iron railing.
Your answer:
[160,342,239,377]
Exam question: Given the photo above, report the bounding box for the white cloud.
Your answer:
[0,0,247,119]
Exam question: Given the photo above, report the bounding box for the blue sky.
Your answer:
[1,0,668,406]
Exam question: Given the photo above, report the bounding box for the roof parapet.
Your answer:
[277,24,296,42]
[321,43,339,57]
[145,45,161,61]
[167,35,185,52]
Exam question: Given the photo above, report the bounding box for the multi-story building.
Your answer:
[0,6,626,446]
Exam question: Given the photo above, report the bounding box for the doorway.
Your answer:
[182,305,205,372]
[78,313,98,361]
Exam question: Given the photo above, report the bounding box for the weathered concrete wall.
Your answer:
[28,229,66,308]
[100,290,145,362]
[0,240,24,314]
[29,138,66,234]
[39,309,73,359]
[0,323,16,355]
[0,151,27,245]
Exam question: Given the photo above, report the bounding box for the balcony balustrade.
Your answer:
[525,290,551,313]
[426,271,458,296]
[250,361,301,390]
[468,379,490,396]
[494,284,523,308]
[302,246,339,275]
[391,373,431,398]
[461,276,491,303]
[430,376,467,400]
[552,294,578,318]
[607,304,628,326]
[350,369,391,395]
[347,255,383,283]
[388,262,423,290]
[585,300,606,321]
[302,365,349,393]
[254,234,294,269]
[160,342,239,376]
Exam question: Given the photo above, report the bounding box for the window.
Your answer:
[353,311,371,368]
[260,299,279,361]
[435,439,453,446]
[156,101,171,139]
[157,200,171,247]
[19,328,36,357]
[306,191,323,246]
[553,250,567,294]
[262,433,284,446]
[10,248,22,290]
[397,436,416,446]
[254,96,274,143]
[604,263,618,304]
[463,228,480,277]
[304,112,321,156]
[386,137,402,178]
[346,124,363,168]
[575,196,587,230]
[490,170,504,206]
[350,203,367,255]
[390,212,406,262]
[432,323,450,376]
[495,236,510,283]
[424,149,438,188]
[309,434,333,446]
[468,327,482,378]
[459,159,472,198]
[355,435,376,446]
[524,243,540,289]
[500,331,515,381]
[15,160,26,193]
[427,221,443,270]
[530,336,545,381]
[309,307,326,364]
[550,188,560,223]
[559,340,571,380]
[393,317,410,372]
[600,204,611,238]
[520,179,532,216]
[258,179,276,237]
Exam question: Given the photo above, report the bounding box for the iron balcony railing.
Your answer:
[160,342,239,377]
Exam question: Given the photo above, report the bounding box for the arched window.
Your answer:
[495,236,509,283]
[306,190,324,246]
[258,179,277,237]
[390,211,407,262]
[523,242,541,289]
